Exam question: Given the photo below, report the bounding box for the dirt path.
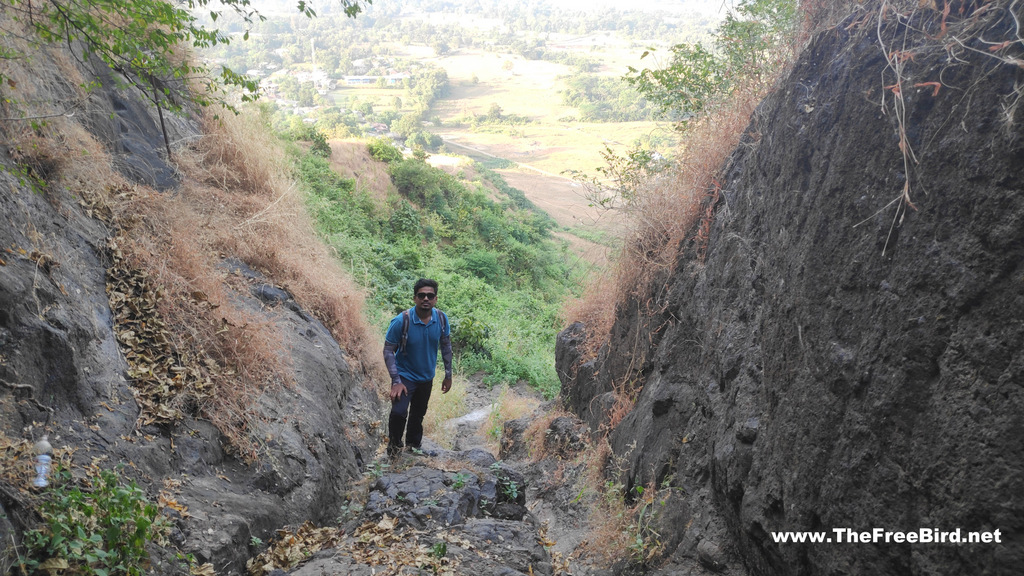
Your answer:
[423,379,599,575]
[273,379,567,575]
[247,376,607,576]
[423,374,503,455]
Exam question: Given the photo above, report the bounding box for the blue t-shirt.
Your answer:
[384,308,449,383]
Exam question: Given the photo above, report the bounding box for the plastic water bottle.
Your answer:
[33,435,52,488]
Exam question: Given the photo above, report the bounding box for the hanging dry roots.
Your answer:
[694,180,722,264]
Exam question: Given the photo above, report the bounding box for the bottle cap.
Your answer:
[34,434,52,455]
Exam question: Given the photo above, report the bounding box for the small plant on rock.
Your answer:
[501,479,520,500]
[420,540,449,575]
[21,466,167,576]
[625,485,663,564]
[366,460,390,479]
[490,461,522,501]
[451,472,472,489]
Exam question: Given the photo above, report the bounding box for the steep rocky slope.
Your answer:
[0,45,382,575]
[557,4,1023,575]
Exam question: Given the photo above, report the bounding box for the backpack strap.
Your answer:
[400,309,447,354]
[399,309,411,354]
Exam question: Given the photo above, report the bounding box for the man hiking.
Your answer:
[383,278,453,456]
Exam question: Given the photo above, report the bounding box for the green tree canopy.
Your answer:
[625,0,797,122]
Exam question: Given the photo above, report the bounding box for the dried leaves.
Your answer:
[83,181,215,426]
[106,235,214,425]
[244,516,493,576]
[88,170,281,459]
[0,433,36,489]
[246,521,344,576]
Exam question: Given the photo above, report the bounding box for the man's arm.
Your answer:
[383,341,407,400]
[440,330,453,393]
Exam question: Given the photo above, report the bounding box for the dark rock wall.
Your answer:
[0,53,383,574]
[0,167,132,437]
[558,8,1023,576]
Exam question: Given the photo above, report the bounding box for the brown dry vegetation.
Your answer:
[560,0,1022,568]
[1,30,383,456]
[180,113,381,365]
[143,113,386,455]
[325,139,396,201]
[575,436,638,562]
[518,404,579,461]
[477,385,542,452]
[563,0,999,357]
[421,372,469,450]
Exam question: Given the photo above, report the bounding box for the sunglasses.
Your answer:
[416,292,437,300]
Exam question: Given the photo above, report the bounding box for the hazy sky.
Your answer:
[546,0,726,15]
[248,0,729,17]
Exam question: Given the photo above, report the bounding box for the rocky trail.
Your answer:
[245,379,598,576]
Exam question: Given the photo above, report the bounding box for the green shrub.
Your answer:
[22,467,165,576]
[451,315,490,355]
[308,129,332,158]
[388,200,420,236]
[460,250,503,285]
[368,137,403,163]
[389,158,441,202]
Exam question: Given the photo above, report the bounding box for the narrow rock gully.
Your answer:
[247,378,597,576]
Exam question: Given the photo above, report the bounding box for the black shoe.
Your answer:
[387,442,403,457]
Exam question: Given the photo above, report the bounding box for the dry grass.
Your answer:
[564,435,668,567]
[575,436,629,562]
[561,7,809,361]
[325,139,396,202]
[520,407,564,460]
[561,88,767,360]
[477,385,542,452]
[179,112,383,375]
[800,0,870,35]
[421,373,469,450]
[559,288,615,364]
[558,17,814,561]
[105,181,288,448]
[139,110,386,454]
[518,404,584,462]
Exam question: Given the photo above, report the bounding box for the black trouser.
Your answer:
[389,379,433,449]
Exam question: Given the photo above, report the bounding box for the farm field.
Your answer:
[437,121,672,177]
[387,43,678,169]
[328,87,400,106]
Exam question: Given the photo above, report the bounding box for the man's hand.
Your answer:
[441,375,452,394]
[390,382,407,402]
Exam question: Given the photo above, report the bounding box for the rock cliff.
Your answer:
[0,45,382,575]
[557,5,1023,575]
